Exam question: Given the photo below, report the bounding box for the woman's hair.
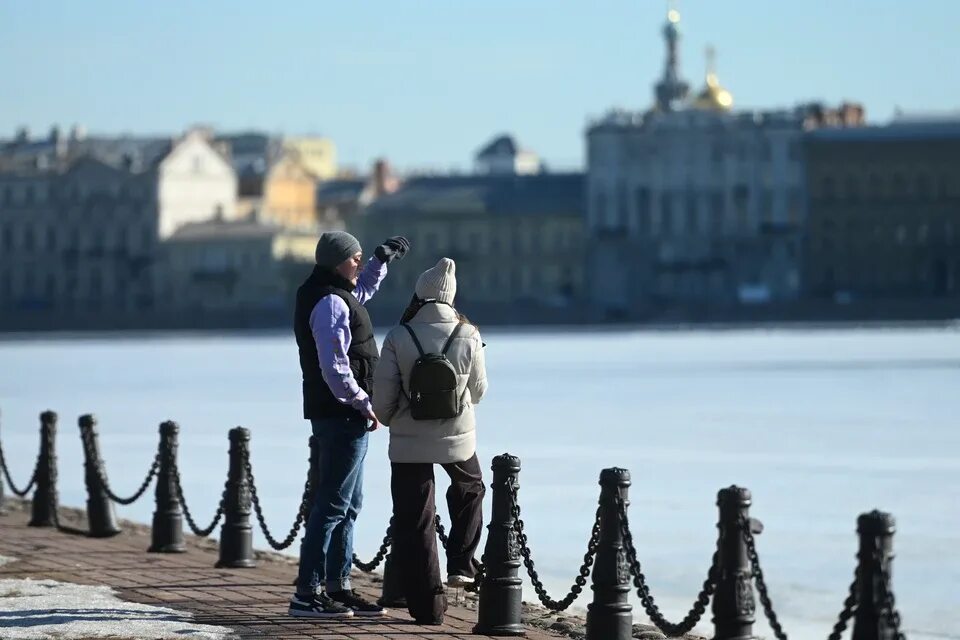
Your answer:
[399,294,473,327]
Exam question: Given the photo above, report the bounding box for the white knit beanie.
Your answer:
[415,258,457,304]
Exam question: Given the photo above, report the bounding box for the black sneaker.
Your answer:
[288,592,354,619]
[328,589,387,617]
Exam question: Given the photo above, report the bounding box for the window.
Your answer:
[733,185,749,232]
[46,226,56,250]
[617,183,628,230]
[659,192,673,236]
[636,187,651,236]
[1,225,11,251]
[895,225,906,244]
[685,192,698,235]
[24,225,35,251]
[594,191,608,228]
[710,191,724,234]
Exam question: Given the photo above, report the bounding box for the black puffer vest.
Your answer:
[294,266,379,420]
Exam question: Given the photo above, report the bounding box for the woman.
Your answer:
[372,257,488,624]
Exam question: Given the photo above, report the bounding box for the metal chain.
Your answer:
[619,496,719,637]
[741,514,789,640]
[435,513,449,548]
[508,478,600,611]
[877,550,906,640]
[81,430,161,505]
[0,437,38,497]
[825,571,858,640]
[171,455,226,537]
[244,456,312,550]
[353,519,393,572]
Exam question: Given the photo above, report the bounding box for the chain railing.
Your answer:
[741,514,790,640]
[826,571,859,640]
[508,478,600,611]
[879,553,906,640]
[81,428,161,506]
[353,519,393,572]
[170,452,227,538]
[0,435,38,497]
[245,455,312,550]
[2,419,912,640]
[618,496,719,637]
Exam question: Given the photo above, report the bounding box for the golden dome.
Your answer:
[693,46,733,111]
[694,73,734,111]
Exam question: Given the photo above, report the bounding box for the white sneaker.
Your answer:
[446,574,474,588]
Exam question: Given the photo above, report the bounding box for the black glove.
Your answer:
[374,236,410,264]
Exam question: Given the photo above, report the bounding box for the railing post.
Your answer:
[473,453,524,636]
[149,421,185,552]
[29,411,58,527]
[585,468,632,640]
[79,414,121,537]
[216,426,255,568]
[377,551,407,608]
[713,486,758,640]
[852,510,897,640]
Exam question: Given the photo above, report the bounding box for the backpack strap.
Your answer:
[440,322,464,356]
[402,323,426,357]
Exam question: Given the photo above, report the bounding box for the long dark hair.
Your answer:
[399,294,473,327]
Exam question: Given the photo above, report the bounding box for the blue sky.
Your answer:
[2,1,958,172]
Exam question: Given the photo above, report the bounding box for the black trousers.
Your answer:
[391,454,485,617]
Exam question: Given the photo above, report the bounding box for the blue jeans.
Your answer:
[295,415,369,594]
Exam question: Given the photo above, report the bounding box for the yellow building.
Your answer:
[351,173,586,324]
[263,153,317,229]
[237,151,318,230]
[161,218,316,312]
[283,136,337,180]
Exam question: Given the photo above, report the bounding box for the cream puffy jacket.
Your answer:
[373,303,487,463]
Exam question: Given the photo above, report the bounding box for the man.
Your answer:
[289,230,410,619]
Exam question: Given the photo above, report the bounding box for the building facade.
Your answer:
[161,218,316,312]
[0,131,238,323]
[283,136,337,180]
[803,122,960,300]
[585,6,862,320]
[351,173,585,323]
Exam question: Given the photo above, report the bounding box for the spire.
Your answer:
[654,0,690,112]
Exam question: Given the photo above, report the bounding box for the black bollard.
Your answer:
[852,510,898,640]
[216,426,256,568]
[29,411,58,527]
[79,415,121,537]
[473,453,525,636]
[712,486,759,640]
[585,468,633,640]
[149,421,185,552]
[377,551,407,608]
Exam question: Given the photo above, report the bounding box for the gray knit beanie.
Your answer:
[416,257,457,304]
[314,231,362,269]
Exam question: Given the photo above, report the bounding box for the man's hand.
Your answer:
[374,236,410,264]
[363,407,381,431]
